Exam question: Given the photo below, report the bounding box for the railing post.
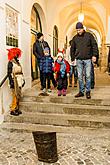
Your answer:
[0,90,4,123]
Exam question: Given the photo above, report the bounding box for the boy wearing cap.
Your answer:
[70,22,99,99]
[54,52,70,96]
[39,47,54,93]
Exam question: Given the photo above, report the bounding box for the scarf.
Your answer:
[57,59,66,78]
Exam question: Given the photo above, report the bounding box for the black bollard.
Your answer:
[32,131,58,163]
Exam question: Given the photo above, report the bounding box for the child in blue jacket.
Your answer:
[40,47,54,93]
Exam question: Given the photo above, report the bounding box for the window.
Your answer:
[31,6,42,33]
[6,5,18,47]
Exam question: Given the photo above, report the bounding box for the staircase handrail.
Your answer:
[0,74,8,88]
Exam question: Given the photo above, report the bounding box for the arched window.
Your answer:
[53,25,58,57]
[31,5,42,80]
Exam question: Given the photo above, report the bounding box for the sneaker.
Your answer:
[58,90,62,96]
[75,92,84,98]
[43,88,46,93]
[39,92,49,96]
[48,89,52,93]
[86,91,91,99]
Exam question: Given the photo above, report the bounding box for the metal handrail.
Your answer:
[0,74,8,88]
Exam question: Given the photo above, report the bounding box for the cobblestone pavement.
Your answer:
[0,128,110,165]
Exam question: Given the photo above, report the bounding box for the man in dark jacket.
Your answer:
[33,32,50,89]
[70,22,99,99]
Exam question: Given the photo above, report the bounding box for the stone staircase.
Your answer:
[1,85,110,132]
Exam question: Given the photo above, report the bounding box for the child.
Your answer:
[7,48,25,116]
[54,51,70,96]
[40,47,54,93]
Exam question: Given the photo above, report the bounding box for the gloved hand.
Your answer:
[53,72,56,79]
[67,73,70,78]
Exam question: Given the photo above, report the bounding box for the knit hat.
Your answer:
[44,47,49,51]
[36,32,43,39]
[76,22,83,29]
[57,52,64,59]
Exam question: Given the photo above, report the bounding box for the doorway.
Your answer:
[31,5,42,80]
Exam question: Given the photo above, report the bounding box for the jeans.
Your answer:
[91,62,95,88]
[69,65,78,85]
[76,59,91,93]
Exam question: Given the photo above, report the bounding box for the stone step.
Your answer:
[4,112,110,129]
[0,122,108,133]
[21,95,110,106]
[19,102,110,116]
[49,97,109,106]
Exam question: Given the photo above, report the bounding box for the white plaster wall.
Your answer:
[0,2,11,122]
[0,0,49,121]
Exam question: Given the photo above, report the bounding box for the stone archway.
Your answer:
[30,2,47,81]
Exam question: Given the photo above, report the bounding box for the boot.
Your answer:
[75,92,84,98]
[58,90,62,96]
[62,89,67,96]
[16,101,22,114]
[10,110,19,116]
[86,91,91,99]
[16,109,22,115]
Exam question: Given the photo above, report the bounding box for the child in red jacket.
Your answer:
[54,52,70,96]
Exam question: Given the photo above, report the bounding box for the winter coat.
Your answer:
[70,31,99,61]
[54,59,70,79]
[33,40,50,60]
[40,55,54,73]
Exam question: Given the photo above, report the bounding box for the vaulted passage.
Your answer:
[0,1,110,163]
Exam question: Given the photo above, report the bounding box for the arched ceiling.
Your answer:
[60,3,104,34]
[46,0,109,44]
[47,0,110,10]
[59,2,105,39]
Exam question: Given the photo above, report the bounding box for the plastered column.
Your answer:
[100,36,108,72]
